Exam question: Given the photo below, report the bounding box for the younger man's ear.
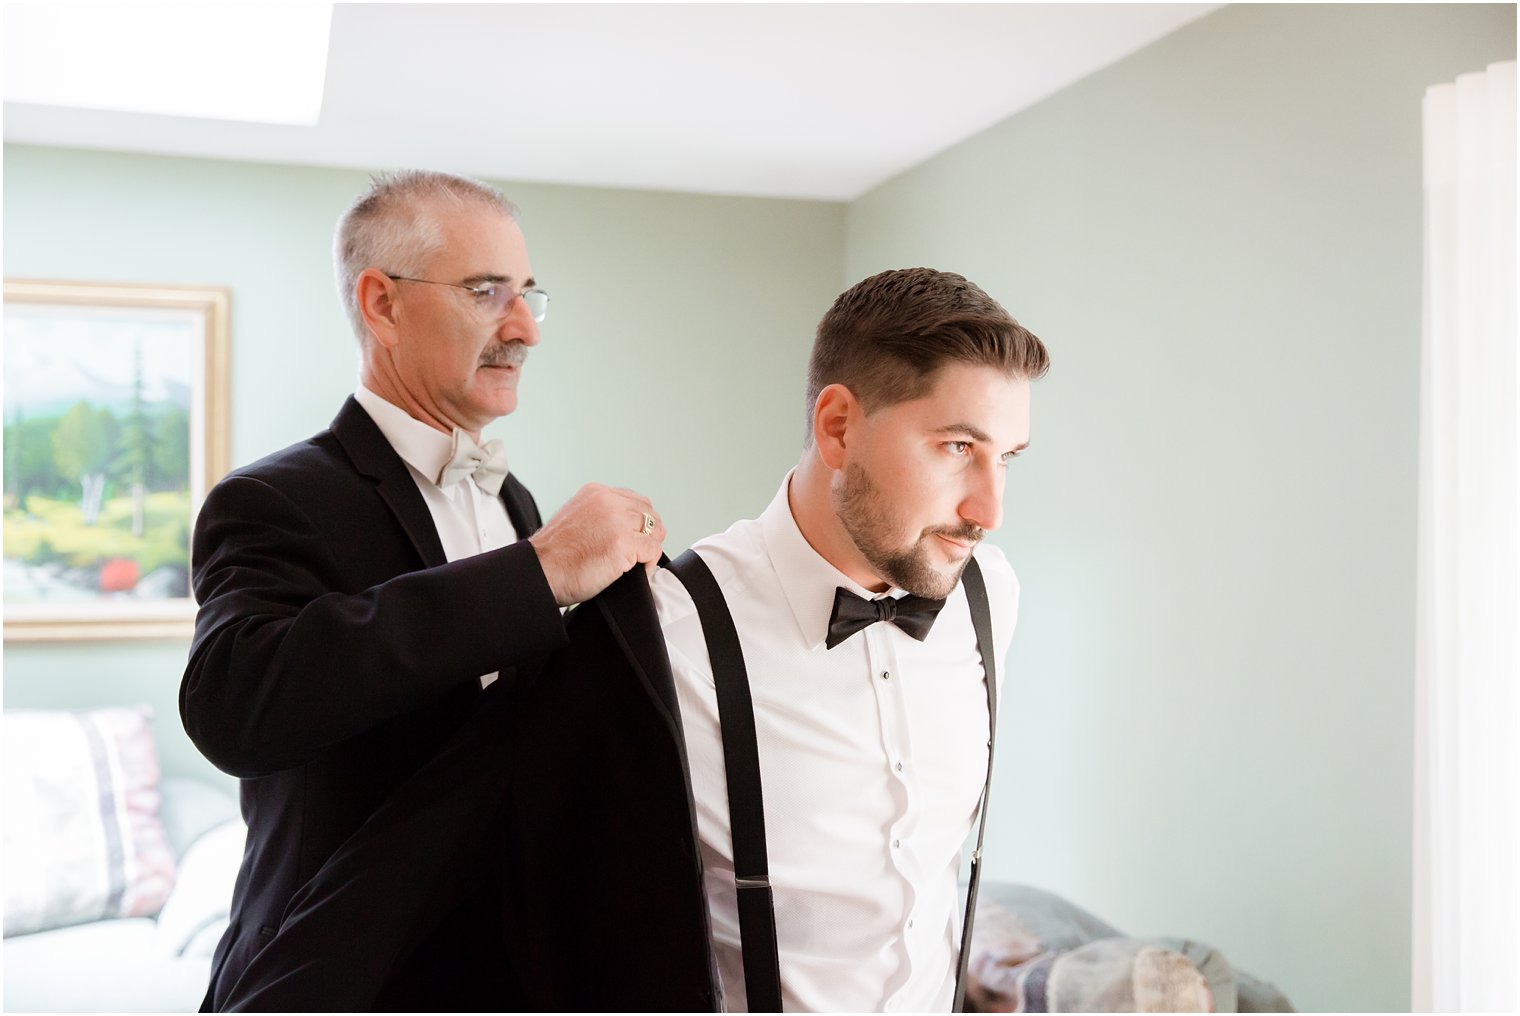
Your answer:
[811,384,858,471]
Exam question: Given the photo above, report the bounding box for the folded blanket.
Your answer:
[969,936,1212,1012]
[964,885,1295,1013]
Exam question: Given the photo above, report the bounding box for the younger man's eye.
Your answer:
[945,441,971,457]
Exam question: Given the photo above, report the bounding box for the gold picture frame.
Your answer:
[3,279,230,641]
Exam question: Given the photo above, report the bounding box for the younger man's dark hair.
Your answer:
[805,268,1050,441]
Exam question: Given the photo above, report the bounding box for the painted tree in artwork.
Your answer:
[51,402,117,525]
[119,342,151,537]
[3,411,64,509]
[151,406,190,491]
[5,404,27,508]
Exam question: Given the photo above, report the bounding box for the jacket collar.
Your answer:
[334,395,540,548]
[352,384,466,497]
[593,566,684,743]
[330,396,449,569]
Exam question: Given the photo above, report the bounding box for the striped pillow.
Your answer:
[3,707,178,936]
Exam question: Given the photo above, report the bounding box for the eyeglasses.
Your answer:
[387,275,550,323]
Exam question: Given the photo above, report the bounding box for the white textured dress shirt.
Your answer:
[353,385,521,688]
[649,473,1019,1013]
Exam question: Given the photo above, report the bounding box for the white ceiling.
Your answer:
[3,3,1221,202]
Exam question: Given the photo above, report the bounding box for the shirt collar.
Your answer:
[759,469,903,651]
[353,385,470,497]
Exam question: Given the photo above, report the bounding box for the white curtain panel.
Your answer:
[1414,60,1518,1013]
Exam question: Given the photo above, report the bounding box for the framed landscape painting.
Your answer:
[3,280,230,641]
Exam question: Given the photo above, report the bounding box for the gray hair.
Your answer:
[333,170,519,342]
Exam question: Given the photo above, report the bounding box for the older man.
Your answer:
[181,171,665,1010]
[216,267,1049,1012]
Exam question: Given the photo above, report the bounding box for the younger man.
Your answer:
[656,266,1045,1010]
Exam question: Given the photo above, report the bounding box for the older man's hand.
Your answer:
[528,483,665,607]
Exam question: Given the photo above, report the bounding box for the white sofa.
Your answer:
[3,776,243,1013]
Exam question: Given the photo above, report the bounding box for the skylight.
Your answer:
[3,3,333,125]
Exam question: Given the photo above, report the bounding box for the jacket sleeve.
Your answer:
[180,472,569,779]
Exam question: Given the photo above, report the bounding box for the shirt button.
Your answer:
[893,838,901,849]
[881,670,891,681]
[895,762,903,772]
[908,919,915,929]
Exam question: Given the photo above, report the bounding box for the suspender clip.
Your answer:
[736,877,771,890]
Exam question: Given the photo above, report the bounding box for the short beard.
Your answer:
[834,462,984,599]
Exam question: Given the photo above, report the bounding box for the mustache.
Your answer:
[923,523,986,545]
[478,341,529,368]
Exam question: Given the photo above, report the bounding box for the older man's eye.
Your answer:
[470,284,499,302]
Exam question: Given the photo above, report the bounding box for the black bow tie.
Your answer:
[826,587,947,650]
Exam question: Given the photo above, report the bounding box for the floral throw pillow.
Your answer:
[3,706,178,936]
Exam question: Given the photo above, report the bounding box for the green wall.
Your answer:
[846,4,1515,1011]
[2,147,846,783]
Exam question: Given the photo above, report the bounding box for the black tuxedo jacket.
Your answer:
[219,564,720,1012]
[181,397,570,1011]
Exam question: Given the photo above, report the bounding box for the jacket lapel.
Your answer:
[330,396,448,569]
[500,474,541,538]
[594,567,684,744]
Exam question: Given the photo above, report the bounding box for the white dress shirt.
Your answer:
[649,472,1019,1013]
[353,385,521,687]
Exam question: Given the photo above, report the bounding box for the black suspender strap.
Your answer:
[669,550,784,1013]
[669,550,1000,1014]
[953,557,998,1013]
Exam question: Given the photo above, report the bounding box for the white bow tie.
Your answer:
[437,428,509,496]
